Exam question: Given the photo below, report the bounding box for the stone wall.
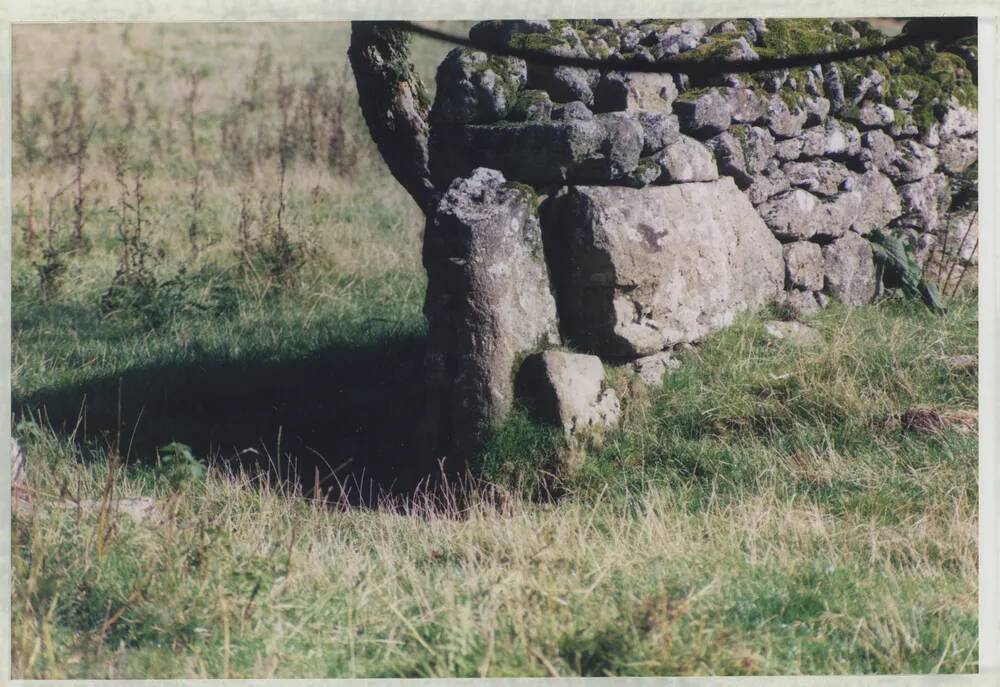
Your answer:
[418,18,978,459]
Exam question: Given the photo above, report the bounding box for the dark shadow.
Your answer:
[13,334,450,507]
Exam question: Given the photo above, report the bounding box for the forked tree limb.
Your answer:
[348,21,439,215]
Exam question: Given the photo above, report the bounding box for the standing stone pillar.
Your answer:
[421,168,560,462]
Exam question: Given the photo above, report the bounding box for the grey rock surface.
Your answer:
[782,159,854,197]
[756,189,822,241]
[822,231,876,305]
[423,168,560,458]
[431,48,527,124]
[766,97,808,139]
[674,91,733,137]
[594,71,678,112]
[779,289,824,317]
[545,178,783,357]
[515,350,620,439]
[937,137,978,174]
[632,350,681,386]
[895,173,951,233]
[940,101,977,139]
[718,86,767,123]
[885,140,938,183]
[656,135,719,182]
[783,241,824,291]
[852,170,902,234]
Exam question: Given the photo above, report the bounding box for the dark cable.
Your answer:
[397,18,976,77]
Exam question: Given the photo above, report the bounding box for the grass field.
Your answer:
[10,22,979,678]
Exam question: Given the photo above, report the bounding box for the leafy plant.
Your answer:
[154,442,206,490]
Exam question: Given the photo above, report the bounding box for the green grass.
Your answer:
[11,21,978,679]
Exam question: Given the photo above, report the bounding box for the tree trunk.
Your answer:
[348,21,439,215]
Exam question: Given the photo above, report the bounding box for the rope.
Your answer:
[397,18,976,77]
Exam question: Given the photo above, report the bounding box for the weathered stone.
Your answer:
[764,320,822,345]
[725,36,760,61]
[430,119,604,184]
[783,241,824,291]
[849,170,902,235]
[594,71,678,112]
[718,86,767,123]
[940,100,977,139]
[553,100,595,120]
[515,351,620,439]
[823,64,846,111]
[849,101,895,129]
[782,159,854,197]
[509,89,553,122]
[431,111,648,184]
[775,137,803,161]
[648,21,706,59]
[756,189,821,241]
[822,231,876,305]
[545,178,783,357]
[707,126,773,187]
[745,169,791,206]
[845,69,885,105]
[895,173,951,233]
[803,96,831,126]
[623,157,663,188]
[533,65,598,105]
[740,126,776,174]
[656,135,719,183]
[799,119,862,159]
[636,112,681,154]
[888,114,920,139]
[584,112,644,179]
[885,140,938,183]
[431,48,527,124]
[706,131,748,184]
[674,91,733,137]
[860,129,898,171]
[937,137,978,174]
[779,289,824,317]
[766,97,808,139]
[632,350,681,386]
[423,168,559,457]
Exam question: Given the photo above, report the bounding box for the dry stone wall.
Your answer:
[419,18,978,459]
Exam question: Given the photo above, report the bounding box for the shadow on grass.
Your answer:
[14,334,449,506]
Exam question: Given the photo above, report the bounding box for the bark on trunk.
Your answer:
[348,21,439,215]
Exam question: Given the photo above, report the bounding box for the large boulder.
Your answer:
[822,231,877,305]
[422,168,560,459]
[543,177,783,357]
